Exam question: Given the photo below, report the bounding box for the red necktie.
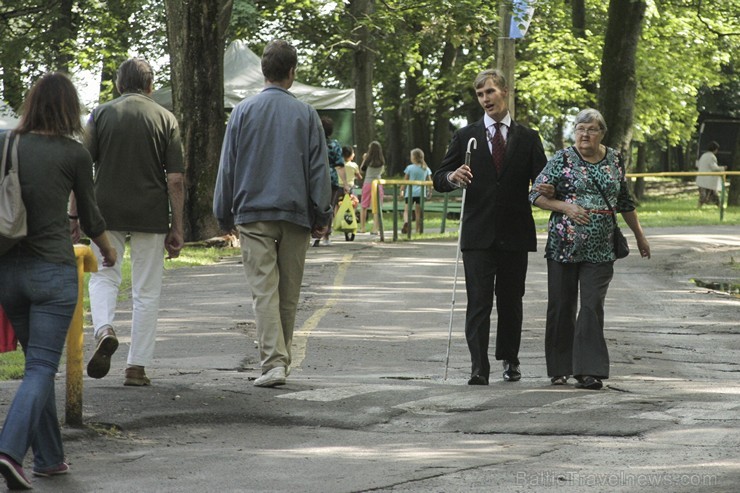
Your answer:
[490,122,506,174]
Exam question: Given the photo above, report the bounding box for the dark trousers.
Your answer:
[545,260,613,379]
[462,249,528,380]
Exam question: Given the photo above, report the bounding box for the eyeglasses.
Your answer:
[575,127,602,136]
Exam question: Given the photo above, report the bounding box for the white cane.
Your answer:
[443,137,476,380]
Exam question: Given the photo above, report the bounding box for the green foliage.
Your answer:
[632,1,731,147]
[227,0,260,43]
[2,0,735,147]
[0,0,170,108]
[698,61,740,118]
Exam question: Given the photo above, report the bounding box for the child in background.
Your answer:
[341,146,362,190]
[402,148,432,234]
[359,141,385,234]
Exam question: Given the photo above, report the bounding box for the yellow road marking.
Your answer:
[291,254,353,368]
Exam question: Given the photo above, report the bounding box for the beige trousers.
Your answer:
[237,221,310,371]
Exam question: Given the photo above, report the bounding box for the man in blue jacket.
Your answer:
[213,39,332,387]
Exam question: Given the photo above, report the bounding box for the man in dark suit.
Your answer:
[433,68,547,385]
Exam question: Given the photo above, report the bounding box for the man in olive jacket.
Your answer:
[433,69,547,386]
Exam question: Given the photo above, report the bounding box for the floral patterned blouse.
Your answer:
[529,146,635,264]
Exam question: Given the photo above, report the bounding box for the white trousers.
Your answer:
[89,231,165,367]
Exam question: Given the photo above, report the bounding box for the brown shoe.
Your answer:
[87,325,118,379]
[124,365,151,386]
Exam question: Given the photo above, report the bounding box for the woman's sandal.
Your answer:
[550,376,568,385]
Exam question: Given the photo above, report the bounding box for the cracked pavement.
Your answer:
[1,226,738,492]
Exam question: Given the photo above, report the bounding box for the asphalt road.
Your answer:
[1,226,738,492]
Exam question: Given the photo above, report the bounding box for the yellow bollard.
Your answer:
[371,179,385,241]
[65,244,97,426]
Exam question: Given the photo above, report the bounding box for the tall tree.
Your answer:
[597,0,646,166]
[430,41,458,168]
[516,1,604,153]
[348,0,377,157]
[164,0,233,240]
[95,0,136,101]
[48,0,75,71]
[381,69,404,175]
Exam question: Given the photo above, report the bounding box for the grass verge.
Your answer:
[387,179,739,240]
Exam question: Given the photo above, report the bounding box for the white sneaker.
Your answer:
[254,366,286,387]
[321,238,332,246]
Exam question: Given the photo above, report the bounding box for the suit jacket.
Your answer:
[433,118,547,252]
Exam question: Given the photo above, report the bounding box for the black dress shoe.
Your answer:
[575,375,602,390]
[467,375,488,385]
[502,360,521,382]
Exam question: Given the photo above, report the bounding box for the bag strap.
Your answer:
[590,178,615,214]
[1,133,19,178]
[10,134,18,172]
[0,133,9,177]
[591,179,623,232]
[585,162,619,229]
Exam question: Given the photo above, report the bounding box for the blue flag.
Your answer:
[510,0,535,39]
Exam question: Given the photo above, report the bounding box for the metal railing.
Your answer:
[370,179,433,242]
[626,171,739,221]
[370,172,739,242]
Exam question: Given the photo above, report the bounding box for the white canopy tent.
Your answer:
[152,40,355,144]
[0,101,19,130]
[152,40,355,111]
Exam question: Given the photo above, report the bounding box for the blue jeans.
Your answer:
[0,255,77,470]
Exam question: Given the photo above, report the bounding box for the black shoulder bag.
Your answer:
[590,177,630,259]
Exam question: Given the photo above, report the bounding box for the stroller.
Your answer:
[333,193,359,241]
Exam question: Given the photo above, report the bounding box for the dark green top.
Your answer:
[85,93,184,233]
[6,131,106,266]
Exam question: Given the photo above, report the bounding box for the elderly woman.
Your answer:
[529,108,650,390]
[696,141,725,207]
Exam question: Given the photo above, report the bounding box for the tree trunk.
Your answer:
[553,118,564,151]
[597,0,646,168]
[49,0,74,72]
[164,0,233,241]
[633,141,646,200]
[571,0,597,99]
[674,144,686,171]
[349,0,376,158]
[98,0,135,102]
[430,41,457,171]
[660,145,670,172]
[406,70,430,168]
[382,71,404,177]
[0,56,24,111]
[571,0,586,39]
